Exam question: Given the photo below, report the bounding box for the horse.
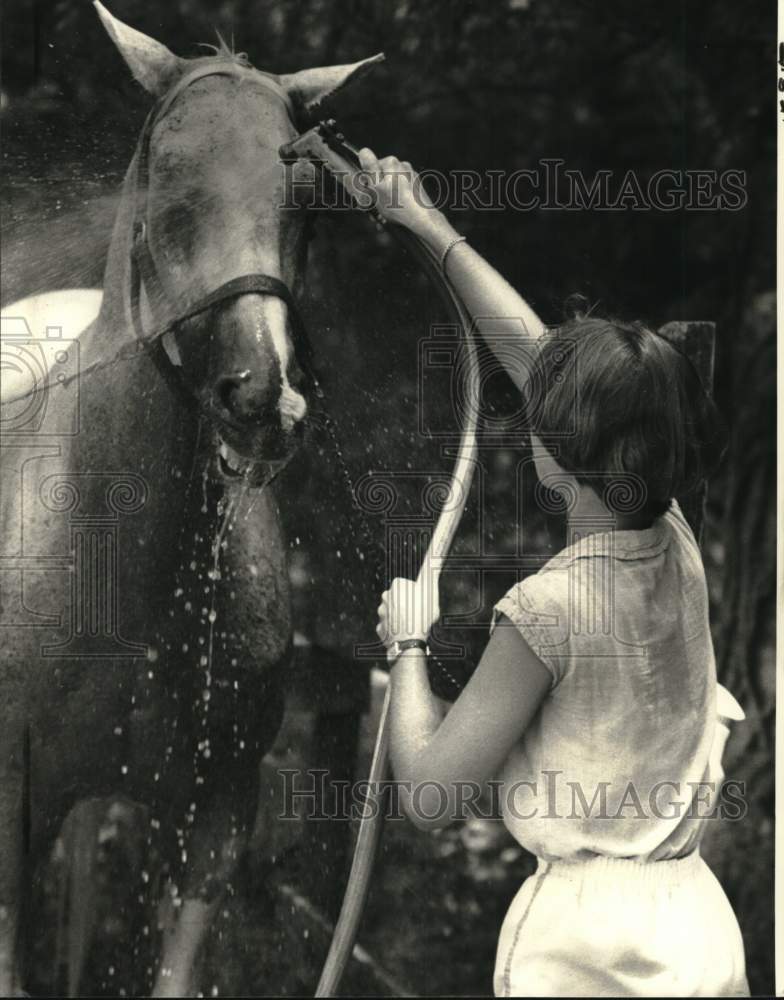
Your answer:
[0,3,381,994]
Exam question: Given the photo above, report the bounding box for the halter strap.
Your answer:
[152,61,296,123]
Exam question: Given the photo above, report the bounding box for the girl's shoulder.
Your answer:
[491,569,572,687]
[490,499,700,685]
[494,565,569,621]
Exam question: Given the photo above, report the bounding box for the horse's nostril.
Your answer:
[215,373,241,414]
[214,371,267,422]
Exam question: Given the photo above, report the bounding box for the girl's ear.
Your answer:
[94,1,187,96]
[280,54,384,114]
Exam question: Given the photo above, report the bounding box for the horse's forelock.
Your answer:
[194,31,254,72]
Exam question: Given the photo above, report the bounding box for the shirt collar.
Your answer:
[549,516,671,566]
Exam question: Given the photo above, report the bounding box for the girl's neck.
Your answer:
[566,485,654,535]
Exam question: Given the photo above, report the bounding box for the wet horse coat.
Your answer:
[0,4,381,994]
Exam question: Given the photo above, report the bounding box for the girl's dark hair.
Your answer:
[525,316,726,518]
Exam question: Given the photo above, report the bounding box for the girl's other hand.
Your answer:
[376,576,440,649]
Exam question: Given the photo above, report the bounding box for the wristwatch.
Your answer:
[388,638,429,661]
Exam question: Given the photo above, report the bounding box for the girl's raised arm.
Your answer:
[358,147,546,392]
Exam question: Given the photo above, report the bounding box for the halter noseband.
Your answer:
[128,61,316,402]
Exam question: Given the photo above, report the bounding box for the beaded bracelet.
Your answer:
[439,234,467,274]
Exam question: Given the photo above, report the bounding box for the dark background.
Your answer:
[1,0,776,995]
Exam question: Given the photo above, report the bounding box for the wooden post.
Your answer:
[657,321,716,542]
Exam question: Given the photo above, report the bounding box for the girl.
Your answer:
[358,147,749,997]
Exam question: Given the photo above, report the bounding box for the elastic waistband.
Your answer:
[536,850,702,889]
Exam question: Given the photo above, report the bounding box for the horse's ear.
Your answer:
[94,1,187,96]
[280,53,385,113]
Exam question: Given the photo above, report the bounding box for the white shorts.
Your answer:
[494,853,748,997]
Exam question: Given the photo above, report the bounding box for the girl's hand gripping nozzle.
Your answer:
[279,119,387,226]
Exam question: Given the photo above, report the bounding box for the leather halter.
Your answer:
[128,61,317,402]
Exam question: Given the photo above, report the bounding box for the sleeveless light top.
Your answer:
[491,500,744,862]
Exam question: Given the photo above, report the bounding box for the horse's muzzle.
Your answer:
[211,373,308,486]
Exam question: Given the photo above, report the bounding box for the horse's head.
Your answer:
[96,2,381,484]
